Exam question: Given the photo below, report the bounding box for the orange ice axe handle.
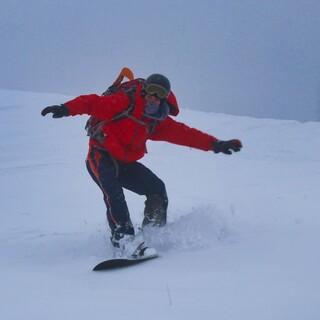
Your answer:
[112,67,134,87]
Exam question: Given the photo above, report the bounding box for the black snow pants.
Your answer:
[86,146,168,234]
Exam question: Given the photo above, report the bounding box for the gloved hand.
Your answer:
[212,139,242,155]
[41,104,69,118]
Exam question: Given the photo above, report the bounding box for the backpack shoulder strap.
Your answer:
[85,70,147,141]
[86,82,146,141]
[111,86,136,121]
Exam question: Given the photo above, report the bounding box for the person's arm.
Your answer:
[41,92,130,121]
[150,117,218,151]
[150,117,242,154]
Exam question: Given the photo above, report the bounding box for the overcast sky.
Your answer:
[1,0,320,121]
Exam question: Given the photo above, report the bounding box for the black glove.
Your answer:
[213,139,242,155]
[41,104,69,118]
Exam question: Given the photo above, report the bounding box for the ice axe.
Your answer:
[102,67,135,95]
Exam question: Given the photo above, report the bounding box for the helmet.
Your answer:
[144,74,171,99]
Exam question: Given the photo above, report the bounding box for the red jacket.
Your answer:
[65,86,218,163]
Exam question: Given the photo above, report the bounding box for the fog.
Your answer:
[1,0,320,121]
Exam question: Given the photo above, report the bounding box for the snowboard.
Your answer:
[93,241,158,271]
[93,252,158,271]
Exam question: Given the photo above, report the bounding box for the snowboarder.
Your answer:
[41,69,242,255]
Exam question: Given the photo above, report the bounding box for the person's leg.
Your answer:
[86,147,134,241]
[118,161,168,227]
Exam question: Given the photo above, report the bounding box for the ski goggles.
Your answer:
[144,83,169,99]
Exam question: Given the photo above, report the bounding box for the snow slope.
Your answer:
[1,89,319,319]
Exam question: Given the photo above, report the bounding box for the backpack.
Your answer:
[85,68,146,142]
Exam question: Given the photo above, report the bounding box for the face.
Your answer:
[143,93,169,120]
[144,93,161,106]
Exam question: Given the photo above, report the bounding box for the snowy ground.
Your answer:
[1,89,319,319]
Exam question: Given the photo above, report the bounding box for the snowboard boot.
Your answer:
[110,224,135,249]
[142,194,168,228]
[131,242,157,259]
[111,224,154,258]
